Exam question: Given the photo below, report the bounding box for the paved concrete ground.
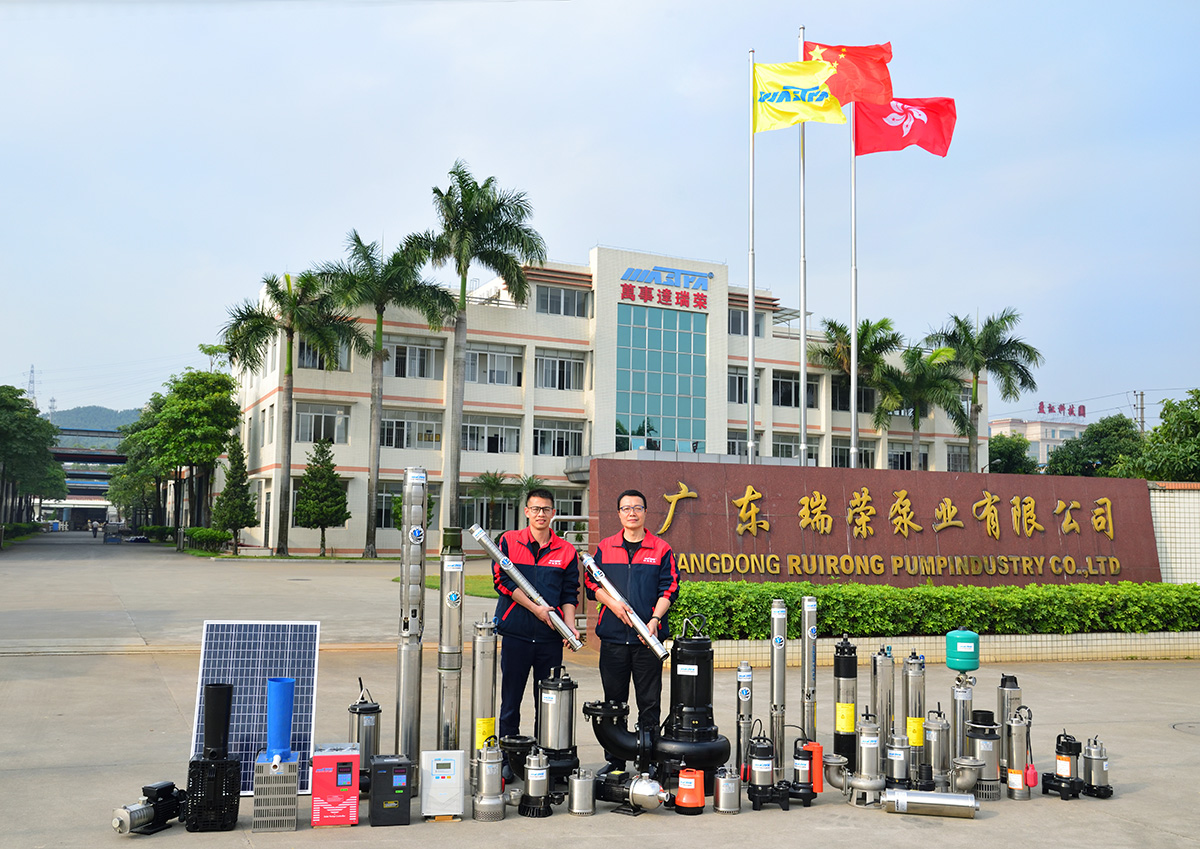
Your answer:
[2,532,1198,848]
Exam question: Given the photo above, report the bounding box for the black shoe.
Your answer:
[502,763,516,782]
[597,761,626,776]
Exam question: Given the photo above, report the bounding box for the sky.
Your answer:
[2,0,1196,430]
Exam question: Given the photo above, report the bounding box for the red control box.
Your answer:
[312,743,360,826]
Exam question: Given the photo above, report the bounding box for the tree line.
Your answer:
[0,385,66,527]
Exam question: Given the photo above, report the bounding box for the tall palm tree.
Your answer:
[807,317,903,383]
[874,346,972,469]
[927,309,1043,472]
[222,271,369,556]
[428,160,547,527]
[320,230,456,558]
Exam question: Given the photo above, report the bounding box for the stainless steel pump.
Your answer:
[395,467,428,788]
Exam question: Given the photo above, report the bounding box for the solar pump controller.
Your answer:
[419,750,465,817]
[367,755,411,826]
[312,743,359,827]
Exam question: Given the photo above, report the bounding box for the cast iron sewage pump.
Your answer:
[583,615,730,787]
[1042,730,1085,800]
[745,735,791,811]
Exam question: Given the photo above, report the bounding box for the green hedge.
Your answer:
[138,525,177,543]
[4,522,41,538]
[183,527,232,553]
[670,581,1200,639]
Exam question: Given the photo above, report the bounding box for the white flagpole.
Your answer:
[849,102,859,469]
[747,49,757,464]
[798,28,808,466]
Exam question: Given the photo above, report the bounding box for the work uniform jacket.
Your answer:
[492,527,580,643]
[585,531,679,644]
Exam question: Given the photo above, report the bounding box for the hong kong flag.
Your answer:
[854,97,956,157]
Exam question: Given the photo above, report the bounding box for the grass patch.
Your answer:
[392,574,499,599]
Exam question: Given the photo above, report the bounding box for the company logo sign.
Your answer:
[758,85,830,104]
[622,266,712,291]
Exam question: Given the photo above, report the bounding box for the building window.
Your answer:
[297,337,351,371]
[772,432,800,458]
[888,441,929,471]
[462,415,521,453]
[535,349,586,390]
[533,419,584,457]
[947,443,971,472]
[728,430,762,456]
[380,409,443,449]
[267,404,274,444]
[728,366,760,405]
[806,436,820,467]
[375,481,404,530]
[616,303,707,453]
[259,408,266,447]
[391,337,444,380]
[728,308,765,337]
[269,335,278,373]
[554,490,584,518]
[807,376,819,409]
[772,371,801,408]
[296,403,349,443]
[465,344,522,386]
[536,285,588,317]
[832,437,876,469]
[830,376,876,414]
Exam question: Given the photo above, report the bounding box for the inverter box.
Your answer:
[312,744,359,826]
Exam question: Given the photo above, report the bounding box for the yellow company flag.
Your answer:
[752,61,846,132]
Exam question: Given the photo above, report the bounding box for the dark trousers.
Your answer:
[598,641,665,765]
[498,636,564,741]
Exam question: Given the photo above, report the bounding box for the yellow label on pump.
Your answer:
[836,702,855,733]
[475,717,496,750]
[907,716,924,747]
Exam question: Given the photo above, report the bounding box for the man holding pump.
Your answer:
[585,488,680,773]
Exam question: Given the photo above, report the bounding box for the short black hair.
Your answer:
[526,488,555,506]
[616,489,647,510]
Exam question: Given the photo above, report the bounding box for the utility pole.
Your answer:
[1138,391,1145,433]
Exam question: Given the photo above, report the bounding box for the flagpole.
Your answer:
[849,102,859,469]
[747,49,757,465]
[798,28,809,466]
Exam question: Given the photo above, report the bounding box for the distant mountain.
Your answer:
[49,406,141,432]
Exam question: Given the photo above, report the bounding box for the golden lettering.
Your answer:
[657,481,698,535]
[972,490,1001,540]
[733,485,771,536]
[1091,497,1114,540]
[847,487,876,539]
[798,490,833,535]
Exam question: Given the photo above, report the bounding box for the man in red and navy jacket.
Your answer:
[492,487,580,773]
[585,488,679,772]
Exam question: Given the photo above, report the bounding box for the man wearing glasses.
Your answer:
[585,489,680,773]
[491,487,580,780]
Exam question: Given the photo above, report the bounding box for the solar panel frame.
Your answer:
[191,621,321,795]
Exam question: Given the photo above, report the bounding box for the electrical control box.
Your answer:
[368,755,412,826]
[312,744,359,827]
[420,750,465,818]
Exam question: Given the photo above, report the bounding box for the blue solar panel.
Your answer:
[191,621,320,795]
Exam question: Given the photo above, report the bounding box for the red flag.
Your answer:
[803,41,893,105]
[854,97,957,157]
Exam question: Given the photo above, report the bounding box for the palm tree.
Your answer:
[222,271,369,556]
[808,317,903,384]
[927,309,1043,472]
[471,470,512,532]
[513,473,547,505]
[874,346,971,469]
[320,230,456,558]
[428,160,547,527]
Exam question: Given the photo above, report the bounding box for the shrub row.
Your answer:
[137,525,177,543]
[669,580,1200,639]
[183,527,232,552]
[4,522,42,538]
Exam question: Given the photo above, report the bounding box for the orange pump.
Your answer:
[674,768,706,815]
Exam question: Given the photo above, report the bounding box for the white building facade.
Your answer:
[988,417,1082,467]
[234,246,985,555]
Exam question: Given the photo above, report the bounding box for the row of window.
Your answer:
[728,369,875,412]
[386,336,588,390]
[726,430,970,471]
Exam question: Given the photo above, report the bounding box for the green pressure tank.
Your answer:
[945,627,980,672]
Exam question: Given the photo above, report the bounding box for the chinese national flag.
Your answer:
[854,97,957,157]
[803,41,893,105]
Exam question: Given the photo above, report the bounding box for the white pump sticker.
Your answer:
[737,669,752,682]
[804,598,817,611]
[541,692,557,704]
[888,750,905,761]
[443,560,463,572]
[957,641,975,653]
[678,664,699,677]
[861,735,879,749]
[528,768,548,782]
[1008,769,1024,789]
[679,776,696,789]
[772,608,787,619]
[895,792,907,812]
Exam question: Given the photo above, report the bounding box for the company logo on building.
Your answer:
[622,266,712,291]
